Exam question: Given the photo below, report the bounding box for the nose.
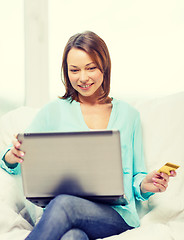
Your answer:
[79,70,88,83]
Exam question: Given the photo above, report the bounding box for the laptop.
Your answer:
[17,130,129,208]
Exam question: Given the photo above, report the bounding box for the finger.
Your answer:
[12,138,21,150]
[154,172,169,182]
[8,149,23,164]
[154,171,164,179]
[11,147,24,160]
[170,170,177,177]
[152,177,168,189]
[149,181,166,193]
[160,172,169,182]
[153,182,167,192]
[12,154,24,164]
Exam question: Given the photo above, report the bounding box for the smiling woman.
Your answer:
[60,31,113,129]
[61,31,111,103]
[1,30,177,240]
[67,49,104,101]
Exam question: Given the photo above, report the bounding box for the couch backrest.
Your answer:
[0,92,184,221]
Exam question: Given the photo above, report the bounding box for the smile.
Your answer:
[78,83,94,89]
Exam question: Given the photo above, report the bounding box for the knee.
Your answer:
[48,194,74,212]
[61,229,89,240]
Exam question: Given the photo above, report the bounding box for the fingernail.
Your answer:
[19,159,23,163]
[21,152,24,157]
[153,182,157,185]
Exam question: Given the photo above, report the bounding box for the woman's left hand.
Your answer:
[140,170,176,193]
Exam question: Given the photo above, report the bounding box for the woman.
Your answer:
[0,31,176,240]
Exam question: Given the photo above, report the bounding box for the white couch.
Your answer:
[0,92,184,240]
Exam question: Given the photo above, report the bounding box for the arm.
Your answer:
[1,105,49,174]
[140,170,176,193]
[4,136,24,164]
[0,136,24,175]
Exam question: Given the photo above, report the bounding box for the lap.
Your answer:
[46,194,133,239]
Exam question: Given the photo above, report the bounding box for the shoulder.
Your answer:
[38,98,72,113]
[30,99,72,123]
[44,98,71,108]
[113,98,140,120]
[26,99,74,132]
[112,98,142,134]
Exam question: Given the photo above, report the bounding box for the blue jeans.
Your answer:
[26,194,133,240]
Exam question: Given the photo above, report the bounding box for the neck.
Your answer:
[77,87,111,105]
[78,94,112,106]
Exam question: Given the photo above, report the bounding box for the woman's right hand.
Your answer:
[5,135,25,164]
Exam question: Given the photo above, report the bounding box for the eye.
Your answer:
[87,66,97,71]
[69,69,79,73]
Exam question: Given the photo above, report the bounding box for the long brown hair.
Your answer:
[60,31,111,102]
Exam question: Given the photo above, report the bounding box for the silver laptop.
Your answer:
[18,130,129,207]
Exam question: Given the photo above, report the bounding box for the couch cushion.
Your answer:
[0,107,38,152]
[130,92,184,223]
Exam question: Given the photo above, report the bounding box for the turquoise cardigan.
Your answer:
[0,98,153,228]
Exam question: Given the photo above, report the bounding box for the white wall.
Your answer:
[48,0,184,99]
[0,0,24,115]
[1,0,184,115]
[24,0,49,108]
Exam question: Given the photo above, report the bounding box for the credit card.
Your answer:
[158,162,180,175]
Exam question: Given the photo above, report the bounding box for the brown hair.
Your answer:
[60,31,111,102]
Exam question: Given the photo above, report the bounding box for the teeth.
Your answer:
[81,84,91,88]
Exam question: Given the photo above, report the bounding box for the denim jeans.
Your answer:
[26,194,133,240]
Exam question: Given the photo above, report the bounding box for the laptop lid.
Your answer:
[18,130,128,207]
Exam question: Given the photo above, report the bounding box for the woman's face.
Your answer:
[67,48,104,103]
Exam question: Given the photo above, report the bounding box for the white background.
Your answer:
[48,0,184,99]
[0,0,24,114]
[0,0,184,115]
